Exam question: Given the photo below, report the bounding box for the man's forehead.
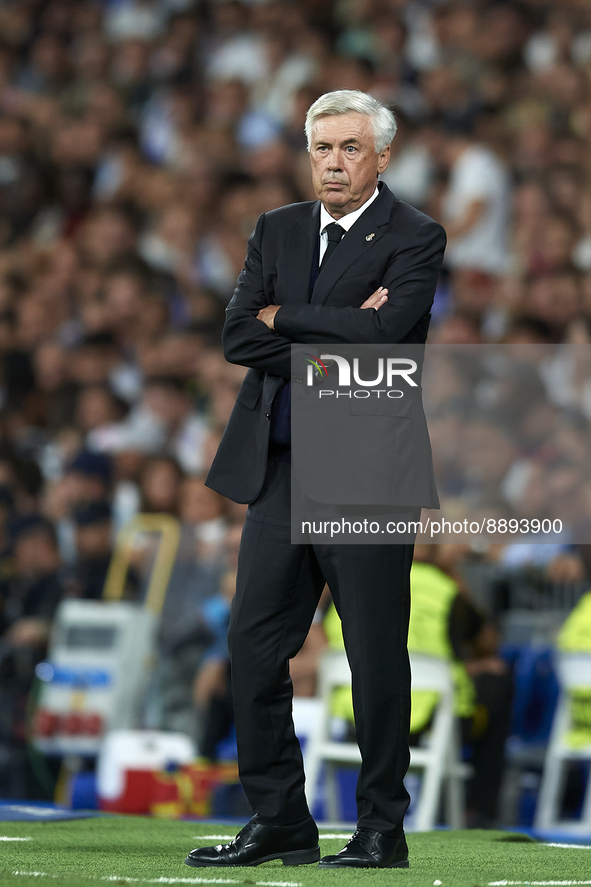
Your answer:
[311,113,374,143]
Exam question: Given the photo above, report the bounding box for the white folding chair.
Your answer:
[302,651,359,822]
[303,650,468,829]
[534,652,591,833]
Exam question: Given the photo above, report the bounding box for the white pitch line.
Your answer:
[103,878,302,887]
[0,837,32,841]
[11,872,301,887]
[255,883,302,887]
[490,881,591,886]
[545,843,591,850]
[102,879,237,885]
[130,880,301,887]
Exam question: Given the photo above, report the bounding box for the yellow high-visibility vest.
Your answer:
[323,561,475,733]
[557,590,591,748]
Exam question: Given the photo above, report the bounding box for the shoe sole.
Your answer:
[318,858,409,869]
[185,846,321,867]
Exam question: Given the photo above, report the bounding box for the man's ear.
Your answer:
[377,145,391,174]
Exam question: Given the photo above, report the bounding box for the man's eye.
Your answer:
[345,146,357,153]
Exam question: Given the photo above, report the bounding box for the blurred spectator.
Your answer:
[142,376,209,473]
[424,545,513,829]
[61,449,113,505]
[0,516,64,798]
[440,130,511,278]
[139,455,183,514]
[64,500,113,600]
[33,340,78,433]
[0,484,15,556]
[1,516,63,647]
[193,518,243,760]
[76,384,129,439]
[149,475,228,746]
[43,448,112,564]
[381,117,434,209]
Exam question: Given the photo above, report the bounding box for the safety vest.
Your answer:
[557,591,591,748]
[558,591,591,653]
[323,561,475,733]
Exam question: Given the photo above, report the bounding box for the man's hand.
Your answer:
[257,304,281,329]
[360,287,388,309]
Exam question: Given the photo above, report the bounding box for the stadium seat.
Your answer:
[534,652,591,833]
[303,650,469,829]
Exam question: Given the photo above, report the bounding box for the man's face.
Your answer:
[309,113,390,219]
[75,522,112,559]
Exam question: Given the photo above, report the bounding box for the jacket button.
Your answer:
[265,412,270,419]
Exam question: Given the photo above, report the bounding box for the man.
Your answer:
[440,128,510,278]
[0,516,64,798]
[186,90,446,870]
[67,501,113,600]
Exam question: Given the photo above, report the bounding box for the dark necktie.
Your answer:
[320,222,345,270]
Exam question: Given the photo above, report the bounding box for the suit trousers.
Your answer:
[228,454,417,836]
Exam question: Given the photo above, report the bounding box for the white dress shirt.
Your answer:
[318,185,380,264]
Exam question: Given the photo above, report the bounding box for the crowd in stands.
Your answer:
[1,0,591,815]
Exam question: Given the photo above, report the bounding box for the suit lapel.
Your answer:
[310,184,396,306]
[283,202,320,304]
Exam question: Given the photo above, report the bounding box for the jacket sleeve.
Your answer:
[222,212,295,379]
[274,220,446,345]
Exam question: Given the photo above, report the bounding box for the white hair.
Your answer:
[305,90,397,154]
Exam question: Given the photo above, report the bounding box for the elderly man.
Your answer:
[185,90,446,870]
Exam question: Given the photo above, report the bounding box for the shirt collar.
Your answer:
[319,185,380,234]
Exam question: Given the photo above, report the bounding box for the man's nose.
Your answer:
[327,151,343,170]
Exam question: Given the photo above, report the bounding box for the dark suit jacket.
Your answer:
[206,183,446,506]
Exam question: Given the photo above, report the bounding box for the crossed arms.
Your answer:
[222,211,446,380]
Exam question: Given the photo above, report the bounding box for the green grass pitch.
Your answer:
[1,818,590,887]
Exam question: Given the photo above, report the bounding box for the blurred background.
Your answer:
[1,0,591,835]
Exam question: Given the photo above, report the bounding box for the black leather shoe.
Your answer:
[185,814,320,867]
[319,827,409,868]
